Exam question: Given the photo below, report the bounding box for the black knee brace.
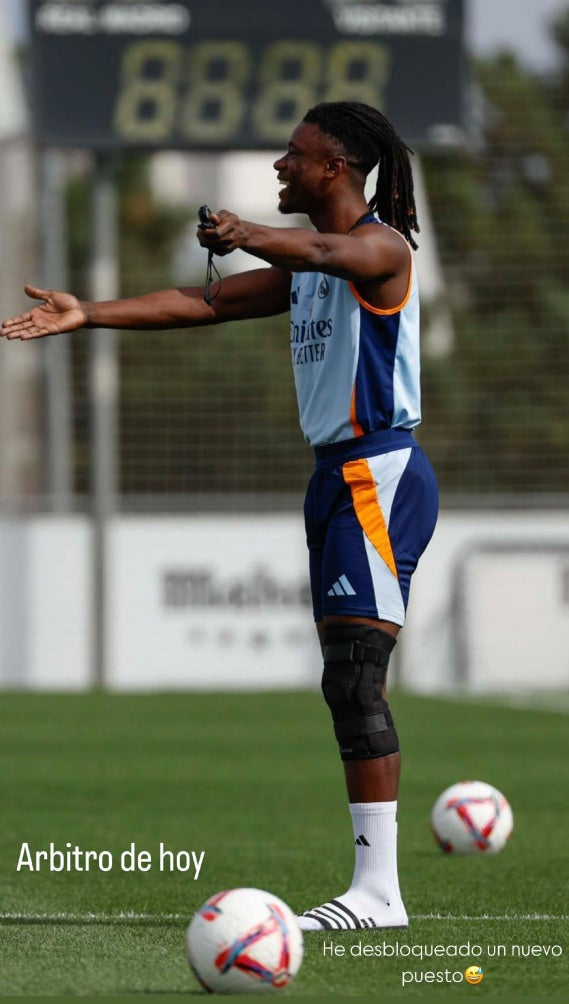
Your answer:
[321,624,400,761]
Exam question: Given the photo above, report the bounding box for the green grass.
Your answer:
[0,690,567,997]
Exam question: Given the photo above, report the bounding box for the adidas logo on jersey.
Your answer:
[327,574,356,597]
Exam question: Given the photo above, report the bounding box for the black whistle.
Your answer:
[198,205,216,229]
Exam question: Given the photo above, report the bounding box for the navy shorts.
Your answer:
[304,429,439,625]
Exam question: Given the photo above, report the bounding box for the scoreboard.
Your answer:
[29,0,465,150]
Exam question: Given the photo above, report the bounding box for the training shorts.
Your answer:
[304,429,439,625]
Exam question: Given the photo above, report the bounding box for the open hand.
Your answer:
[1,285,88,340]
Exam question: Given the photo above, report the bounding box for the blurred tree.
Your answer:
[421,38,569,494]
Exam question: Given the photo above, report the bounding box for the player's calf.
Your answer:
[297,624,407,933]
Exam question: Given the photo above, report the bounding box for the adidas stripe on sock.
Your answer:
[298,801,408,931]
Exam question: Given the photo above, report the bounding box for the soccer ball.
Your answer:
[431,780,513,855]
[186,887,303,994]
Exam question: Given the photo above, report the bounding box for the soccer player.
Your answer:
[1,102,438,931]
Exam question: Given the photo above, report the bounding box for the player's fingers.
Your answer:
[2,312,33,329]
[6,324,49,340]
[2,318,37,335]
[210,222,232,239]
[24,284,51,301]
[211,213,241,239]
[2,316,41,333]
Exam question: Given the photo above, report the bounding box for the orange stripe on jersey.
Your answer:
[348,255,413,317]
[349,386,365,438]
[342,458,398,577]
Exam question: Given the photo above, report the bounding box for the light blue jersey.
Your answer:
[290,217,421,447]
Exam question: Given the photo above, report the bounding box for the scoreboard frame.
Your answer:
[29,0,466,151]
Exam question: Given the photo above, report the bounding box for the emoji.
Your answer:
[465,965,484,985]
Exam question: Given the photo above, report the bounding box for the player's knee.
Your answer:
[321,624,400,761]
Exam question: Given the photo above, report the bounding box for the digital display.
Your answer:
[29,0,465,150]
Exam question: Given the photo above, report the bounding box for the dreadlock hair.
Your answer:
[303,101,419,249]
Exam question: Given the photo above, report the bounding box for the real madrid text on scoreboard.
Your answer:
[30,0,465,150]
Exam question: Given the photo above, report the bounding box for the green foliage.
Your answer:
[421,43,569,493]
[66,154,193,295]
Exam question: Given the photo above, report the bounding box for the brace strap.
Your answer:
[324,639,391,669]
[334,713,389,742]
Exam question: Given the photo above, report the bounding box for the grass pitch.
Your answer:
[0,689,567,997]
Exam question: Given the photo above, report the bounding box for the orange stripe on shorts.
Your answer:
[342,458,398,578]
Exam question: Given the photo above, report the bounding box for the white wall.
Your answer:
[0,517,92,688]
[404,509,569,694]
[105,514,322,690]
[1,510,569,693]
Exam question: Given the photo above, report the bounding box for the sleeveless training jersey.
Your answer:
[290,217,421,447]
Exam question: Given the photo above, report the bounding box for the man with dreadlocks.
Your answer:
[1,102,438,932]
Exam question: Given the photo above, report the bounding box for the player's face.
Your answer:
[273,122,333,215]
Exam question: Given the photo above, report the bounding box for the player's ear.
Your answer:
[324,156,347,178]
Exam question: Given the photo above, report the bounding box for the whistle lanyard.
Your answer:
[204,250,221,305]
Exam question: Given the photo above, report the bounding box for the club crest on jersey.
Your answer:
[318,276,330,299]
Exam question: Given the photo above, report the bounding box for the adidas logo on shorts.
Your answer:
[327,574,356,597]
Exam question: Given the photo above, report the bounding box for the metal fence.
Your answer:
[2,52,569,512]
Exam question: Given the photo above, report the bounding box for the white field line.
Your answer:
[0,911,567,923]
[412,913,569,921]
[0,912,188,922]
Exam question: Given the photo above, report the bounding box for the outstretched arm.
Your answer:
[1,268,291,341]
[198,212,410,284]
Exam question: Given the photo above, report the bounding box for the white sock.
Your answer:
[298,801,408,931]
[348,800,403,903]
